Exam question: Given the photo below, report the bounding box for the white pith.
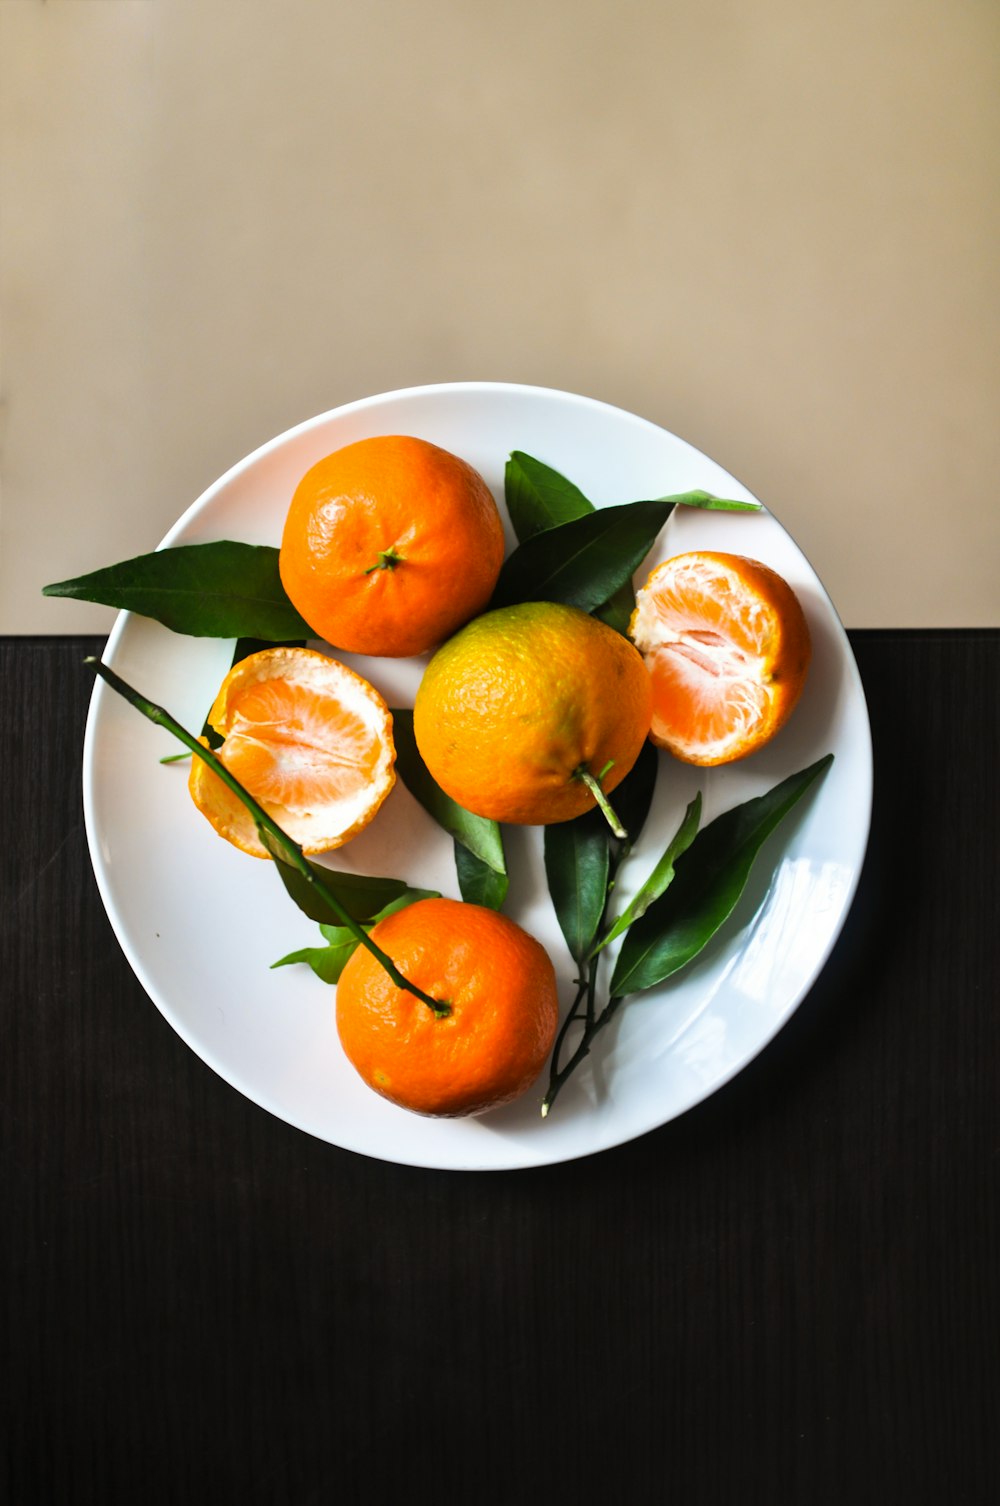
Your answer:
[631,565,773,760]
[208,648,395,849]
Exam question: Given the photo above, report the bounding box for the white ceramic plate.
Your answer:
[83,382,872,1171]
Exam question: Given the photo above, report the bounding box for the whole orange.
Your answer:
[413,601,652,826]
[629,551,812,765]
[279,434,505,658]
[335,898,559,1117]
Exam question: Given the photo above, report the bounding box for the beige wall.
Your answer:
[2,0,997,631]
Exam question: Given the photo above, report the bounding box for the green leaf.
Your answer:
[271,939,358,984]
[353,888,439,927]
[668,489,760,512]
[504,453,641,632]
[43,542,312,640]
[499,462,755,635]
[592,581,636,635]
[594,793,701,955]
[392,708,507,875]
[504,451,594,542]
[268,848,416,927]
[318,922,360,944]
[454,841,509,909]
[609,754,834,998]
[231,634,308,660]
[489,498,675,614]
[544,806,610,967]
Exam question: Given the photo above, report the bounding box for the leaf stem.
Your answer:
[364,548,404,574]
[542,784,640,1115]
[541,994,625,1118]
[584,955,598,1028]
[85,657,451,1019]
[573,764,627,840]
[548,974,590,1080]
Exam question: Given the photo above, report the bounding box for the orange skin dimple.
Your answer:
[629,551,811,766]
[279,435,505,658]
[335,898,560,1117]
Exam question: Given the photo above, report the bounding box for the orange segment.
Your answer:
[189,647,395,857]
[218,680,383,810]
[629,552,811,766]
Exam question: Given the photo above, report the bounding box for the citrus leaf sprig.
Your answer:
[85,657,452,1018]
[543,743,659,1081]
[541,753,834,1116]
[499,452,819,1118]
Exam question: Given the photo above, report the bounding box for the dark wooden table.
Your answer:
[4,631,998,1505]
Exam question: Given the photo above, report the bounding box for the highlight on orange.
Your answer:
[335,898,559,1117]
[413,601,652,827]
[629,551,811,766]
[188,646,395,856]
[279,434,505,659]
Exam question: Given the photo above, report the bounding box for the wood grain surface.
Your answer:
[3,633,998,1505]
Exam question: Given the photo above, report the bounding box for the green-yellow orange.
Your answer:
[413,601,652,826]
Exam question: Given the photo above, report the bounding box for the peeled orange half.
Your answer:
[629,551,811,766]
[188,647,395,857]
